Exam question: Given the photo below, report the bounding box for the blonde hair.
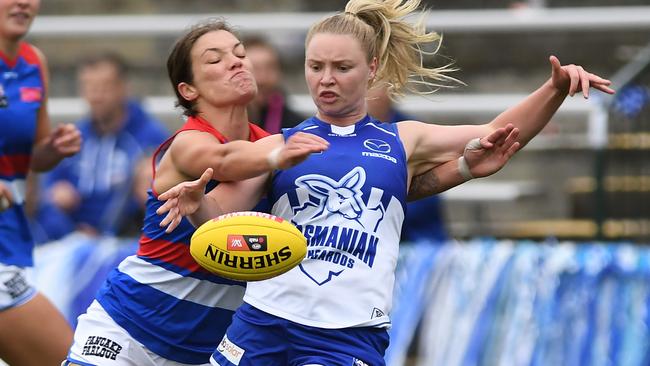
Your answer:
[305,0,459,98]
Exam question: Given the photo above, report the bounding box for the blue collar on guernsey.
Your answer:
[309,114,375,135]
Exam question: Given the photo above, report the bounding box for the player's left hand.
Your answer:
[549,55,615,98]
[464,124,521,178]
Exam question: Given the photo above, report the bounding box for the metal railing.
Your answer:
[30,6,650,37]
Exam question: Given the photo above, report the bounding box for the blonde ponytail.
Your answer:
[306,0,460,99]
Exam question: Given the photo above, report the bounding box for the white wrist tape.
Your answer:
[458,156,474,181]
[267,146,282,170]
[458,137,481,181]
[465,138,482,151]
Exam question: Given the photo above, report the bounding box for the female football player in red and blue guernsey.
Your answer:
[64,19,328,366]
[0,0,82,364]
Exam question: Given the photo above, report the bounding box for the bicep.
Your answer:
[169,132,223,179]
[170,132,283,180]
[398,121,493,176]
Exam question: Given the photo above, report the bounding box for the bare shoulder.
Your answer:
[154,130,221,193]
[29,45,50,88]
[30,45,47,64]
[396,119,444,142]
[170,130,222,152]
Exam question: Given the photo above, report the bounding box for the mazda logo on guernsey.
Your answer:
[363,139,391,153]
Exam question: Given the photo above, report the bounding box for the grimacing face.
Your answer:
[181,30,257,110]
[0,0,40,42]
[305,32,376,124]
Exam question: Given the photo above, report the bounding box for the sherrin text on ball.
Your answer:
[190,211,307,281]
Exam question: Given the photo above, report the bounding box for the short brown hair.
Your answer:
[167,18,236,117]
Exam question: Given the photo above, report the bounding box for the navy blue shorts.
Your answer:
[210,303,389,366]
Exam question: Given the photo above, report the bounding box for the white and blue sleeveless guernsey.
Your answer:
[244,115,408,329]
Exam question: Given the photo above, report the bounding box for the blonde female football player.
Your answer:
[156,1,613,365]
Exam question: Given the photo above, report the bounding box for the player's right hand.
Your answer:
[276,132,328,170]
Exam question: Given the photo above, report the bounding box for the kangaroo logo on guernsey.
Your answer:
[291,167,386,285]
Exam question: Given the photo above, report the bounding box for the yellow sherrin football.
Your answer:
[190,211,307,281]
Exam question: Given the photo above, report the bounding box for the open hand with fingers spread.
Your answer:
[464,124,521,179]
[548,55,615,98]
[156,168,214,233]
[275,132,329,169]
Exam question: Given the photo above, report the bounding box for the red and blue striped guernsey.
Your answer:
[0,42,44,267]
[95,116,270,364]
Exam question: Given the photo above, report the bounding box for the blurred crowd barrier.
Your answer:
[30,233,138,328]
[29,235,650,366]
[388,241,650,366]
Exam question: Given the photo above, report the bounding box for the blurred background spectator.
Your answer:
[244,35,305,133]
[29,52,168,241]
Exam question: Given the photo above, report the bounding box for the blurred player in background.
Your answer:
[245,35,304,133]
[34,52,169,240]
[0,0,80,364]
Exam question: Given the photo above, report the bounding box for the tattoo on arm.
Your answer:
[407,169,441,201]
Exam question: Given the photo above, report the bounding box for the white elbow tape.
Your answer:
[458,156,474,181]
[267,146,282,170]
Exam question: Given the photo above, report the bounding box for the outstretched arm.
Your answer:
[169,132,329,183]
[401,56,615,176]
[486,55,614,146]
[407,124,520,201]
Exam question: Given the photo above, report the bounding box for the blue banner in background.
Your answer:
[388,241,650,366]
[30,233,138,328]
[29,236,650,366]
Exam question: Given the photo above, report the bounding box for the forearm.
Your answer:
[407,159,466,201]
[210,141,276,182]
[188,194,225,228]
[30,144,64,172]
[489,80,566,145]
